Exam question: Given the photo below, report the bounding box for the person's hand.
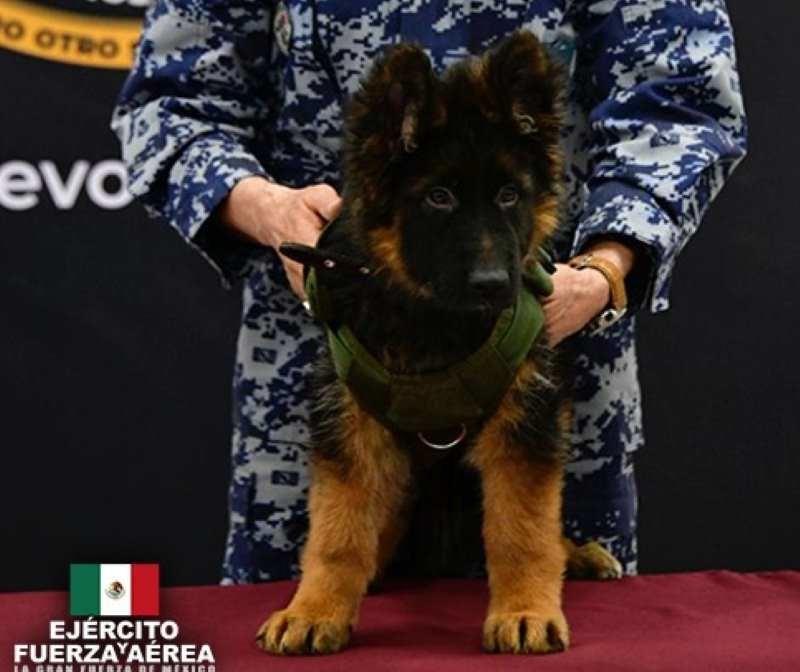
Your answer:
[542,264,611,346]
[218,176,342,299]
[543,238,637,346]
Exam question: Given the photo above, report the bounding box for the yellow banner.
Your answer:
[0,0,143,70]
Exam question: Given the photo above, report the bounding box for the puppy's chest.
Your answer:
[389,448,486,578]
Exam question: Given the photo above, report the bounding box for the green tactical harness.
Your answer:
[299,252,555,442]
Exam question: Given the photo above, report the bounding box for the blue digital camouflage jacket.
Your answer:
[113,0,747,581]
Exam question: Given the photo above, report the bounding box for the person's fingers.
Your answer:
[542,299,562,326]
[543,297,576,347]
[302,184,342,224]
[541,264,568,303]
[318,194,343,222]
[284,260,307,300]
[288,210,323,246]
[543,304,559,347]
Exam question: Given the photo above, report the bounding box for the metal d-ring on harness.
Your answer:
[417,424,469,450]
[279,224,555,452]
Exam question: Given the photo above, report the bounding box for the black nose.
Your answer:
[468,268,511,299]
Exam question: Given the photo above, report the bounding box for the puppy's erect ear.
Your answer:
[481,31,565,249]
[345,44,444,175]
[483,30,564,148]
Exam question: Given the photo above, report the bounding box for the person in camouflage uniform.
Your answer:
[113,0,747,582]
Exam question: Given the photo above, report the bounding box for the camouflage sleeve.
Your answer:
[111,0,276,285]
[570,0,748,312]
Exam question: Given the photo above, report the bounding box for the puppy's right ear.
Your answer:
[482,30,564,150]
[345,44,443,173]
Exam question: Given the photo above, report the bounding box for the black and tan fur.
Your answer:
[256,31,619,656]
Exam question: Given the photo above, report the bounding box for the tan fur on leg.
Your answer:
[256,396,410,655]
[470,381,570,654]
[475,451,568,653]
[374,509,410,581]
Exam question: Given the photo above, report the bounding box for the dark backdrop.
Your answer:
[1,0,798,592]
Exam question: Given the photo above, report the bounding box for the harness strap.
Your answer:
[322,278,547,434]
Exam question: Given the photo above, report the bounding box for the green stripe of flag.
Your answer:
[70,564,100,615]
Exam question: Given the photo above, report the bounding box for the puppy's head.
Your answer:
[344,31,564,315]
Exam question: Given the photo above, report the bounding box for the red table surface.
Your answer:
[2,571,799,672]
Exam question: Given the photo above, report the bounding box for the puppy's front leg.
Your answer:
[474,443,568,653]
[256,406,410,655]
[470,384,570,654]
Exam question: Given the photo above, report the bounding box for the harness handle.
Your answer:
[278,242,372,278]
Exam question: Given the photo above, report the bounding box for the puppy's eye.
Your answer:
[426,187,457,211]
[496,184,519,209]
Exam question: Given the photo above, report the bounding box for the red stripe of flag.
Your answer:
[131,563,159,616]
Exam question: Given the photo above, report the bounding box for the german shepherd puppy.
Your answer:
[256,30,619,656]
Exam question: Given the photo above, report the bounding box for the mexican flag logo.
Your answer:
[70,564,159,616]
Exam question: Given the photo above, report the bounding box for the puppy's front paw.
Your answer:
[255,609,350,655]
[483,609,569,654]
[567,540,624,580]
